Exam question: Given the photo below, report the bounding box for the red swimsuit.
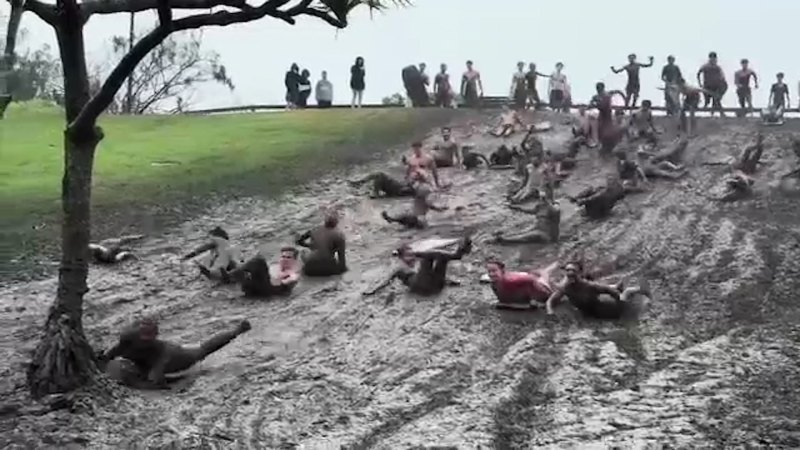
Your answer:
[493,272,553,305]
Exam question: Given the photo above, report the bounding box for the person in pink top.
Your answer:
[485,260,560,310]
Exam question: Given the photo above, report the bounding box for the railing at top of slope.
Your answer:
[183,97,800,115]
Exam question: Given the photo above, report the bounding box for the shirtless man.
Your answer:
[611,54,654,108]
[545,261,651,319]
[99,317,251,389]
[485,260,559,310]
[349,172,415,198]
[733,59,758,117]
[616,152,648,193]
[433,63,453,108]
[461,60,483,108]
[493,190,561,244]
[89,234,144,264]
[661,80,710,136]
[296,212,347,277]
[228,247,300,298]
[525,63,549,110]
[591,82,627,153]
[697,52,728,116]
[763,72,789,125]
[628,100,658,144]
[363,235,472,296]
[181,227,242,282]
[510,62,528,110]
[381,174,448,229]
[432,127,461,167]
[661,55,684,116]
[714,133,763,201]
[569,105,599,149]
[491,106,525,138]
[636,149,687,179]
[568,176,626,219]
[404,141,442,187]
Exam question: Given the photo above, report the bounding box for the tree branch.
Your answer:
[19,0,58,25]
[81,0,257,18]
[157,0,173,29]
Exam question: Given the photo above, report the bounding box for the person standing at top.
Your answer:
[350,56,366,108]
[697,51,727,116]
[315,70,333,108]
[610,53,654,108]
[509,61,528,110]
[284,63,301,109]
[733,58,758,117]
[661,55,683,116]
[461,60,483,108]
[419,63,431,95]
[763,72,789,125]
[549,62,569,113]
[297,69,312,108]
[433,63,454,108]
[525,63,549,110]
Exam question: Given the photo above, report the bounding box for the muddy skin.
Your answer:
[101,320,252,388]
[432,133,460,168]
[489,144,518,167]
[89,235,144,264]
[181,228,242,282]
[637,154,687,180]
[228,254,297,298]
[651,136,689,164]
[508,163,541,204]
[365,236,472,296]
[296,215,347,277]
[461,149,491,169]
[382,182,447,229]
[486,261,558,309]
[569,178,627,219]
[493,198,560,245]
[349,172,415,198]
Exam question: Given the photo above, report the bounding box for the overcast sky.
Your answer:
[7,0,800,109]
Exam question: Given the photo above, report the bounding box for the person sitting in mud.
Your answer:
[635,149,687,179]
[520,127,546,157]
[616,152,648,193]
[228,247,300,297]
[461,144,491,169]
[99,317,251,389]
[295,211,347,277]
[508,161,542,204]
[493,188,560,244]
[180,227,242,282]
[363,235,472,296]
[590,82,627,153]
[628,100,658,144]
[404,141,442,188]
[484,260,559,309]
[568,176,626,219]
[569,105,599,149]
[432,127,461,168]
[348,172,415,198]
[490,107,525,138]
[762,72,789,126]
[489,144,519,167]
[381,173,448,229]
[89,234,144,264]
[545,261,651,320]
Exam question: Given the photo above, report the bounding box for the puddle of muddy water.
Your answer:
[2,112,800,448]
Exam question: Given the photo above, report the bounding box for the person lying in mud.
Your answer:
[635,149,687,179]
[490,107,525,138]
[484,260,559,309]
[461,144,492,170]
[616,152,648,193]
[713,133,765,201]
[545,261,651,319]
[228,247,300,297]
[628,100,659,144]
[89,234,144,264]
[99,317,251,389]
[649,136,689,165]
[295,212,347,277]
[494,188,561,244]
[432,127,461,167]
[404,141,442,188]
[590,82,628,153]
[363,235,472,296]
[180,227,243,282]
[381,174,448,229]
[349,172,415,198]
[568,176,626,219]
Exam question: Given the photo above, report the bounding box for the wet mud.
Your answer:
[2,112,800,448]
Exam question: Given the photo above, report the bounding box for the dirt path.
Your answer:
[3,113,800,449]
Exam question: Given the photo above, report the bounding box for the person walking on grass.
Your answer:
[284,63,301,109]
[350,56,366,108]
[315,70,333,108]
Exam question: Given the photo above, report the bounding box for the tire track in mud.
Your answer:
[3,114,800,448]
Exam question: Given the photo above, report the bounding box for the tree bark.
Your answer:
[0,0,26,119]
[27,2,102,399]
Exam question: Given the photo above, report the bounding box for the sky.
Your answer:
[6,0,800,110]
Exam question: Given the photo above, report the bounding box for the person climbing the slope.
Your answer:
[89,234,144,264]
[432,127,461,168]
[545,261,651,320]
[381,172,449,229]
[228,247,300,298]
[99,317,251,389]
[610,53,654,108]
[363,234,472,296]
[616,152,648,193]
[493,187,561,244]
[181,226,243,282]
[295,211,347,277]
[484,260,559,310]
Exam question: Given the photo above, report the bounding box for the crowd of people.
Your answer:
[284,57,366,109]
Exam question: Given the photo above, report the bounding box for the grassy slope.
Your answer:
[0,101,452,276]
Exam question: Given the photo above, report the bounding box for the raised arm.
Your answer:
[181,241,214,260]
[610,65,624,74]
[363,269,400,296]
[640,57,654,68]
[545,286,566,315]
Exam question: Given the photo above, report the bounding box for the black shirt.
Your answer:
[771,82,789,106]
[661,64,682,84]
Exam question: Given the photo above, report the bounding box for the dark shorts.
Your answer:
[549,90,565,108]
[736,86,751,100]
[317,100,332,108]
[683,92,700,111]
[626,82,640,96]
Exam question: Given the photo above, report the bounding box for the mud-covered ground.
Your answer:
[3,112,800,449]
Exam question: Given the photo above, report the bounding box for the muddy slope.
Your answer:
[2,113,800,449]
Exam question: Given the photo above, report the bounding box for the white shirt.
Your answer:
[315,79,333,102]
[549,71,568,92]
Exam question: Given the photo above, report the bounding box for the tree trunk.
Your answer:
[124,12,135,114]
[27,3,102,399]
[0,0,25,119]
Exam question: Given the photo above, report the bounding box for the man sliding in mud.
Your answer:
[89,234,144,264]
[590,82,627,153]
[432,127,461,168]
[545,261,651,320]
[697,52,728,117]
[99,317,251,389]
[716,132,764,201]
[363,235,472,296]
[616,152,648,193]
[404,141,443,188]
[490,106,525,138]
[610,54,654,108]
[763,72,789,126]
[296,212,347,277]
[568,175,627,219]
[734,58,758,117]
[461,144,491,170]
[349,172,415,198]
[382,172,448,229]
[635,148,687,179]
[228,247,300,297]
[180,227,242,282]
[484,260,559,310]
[493,186,560,244]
